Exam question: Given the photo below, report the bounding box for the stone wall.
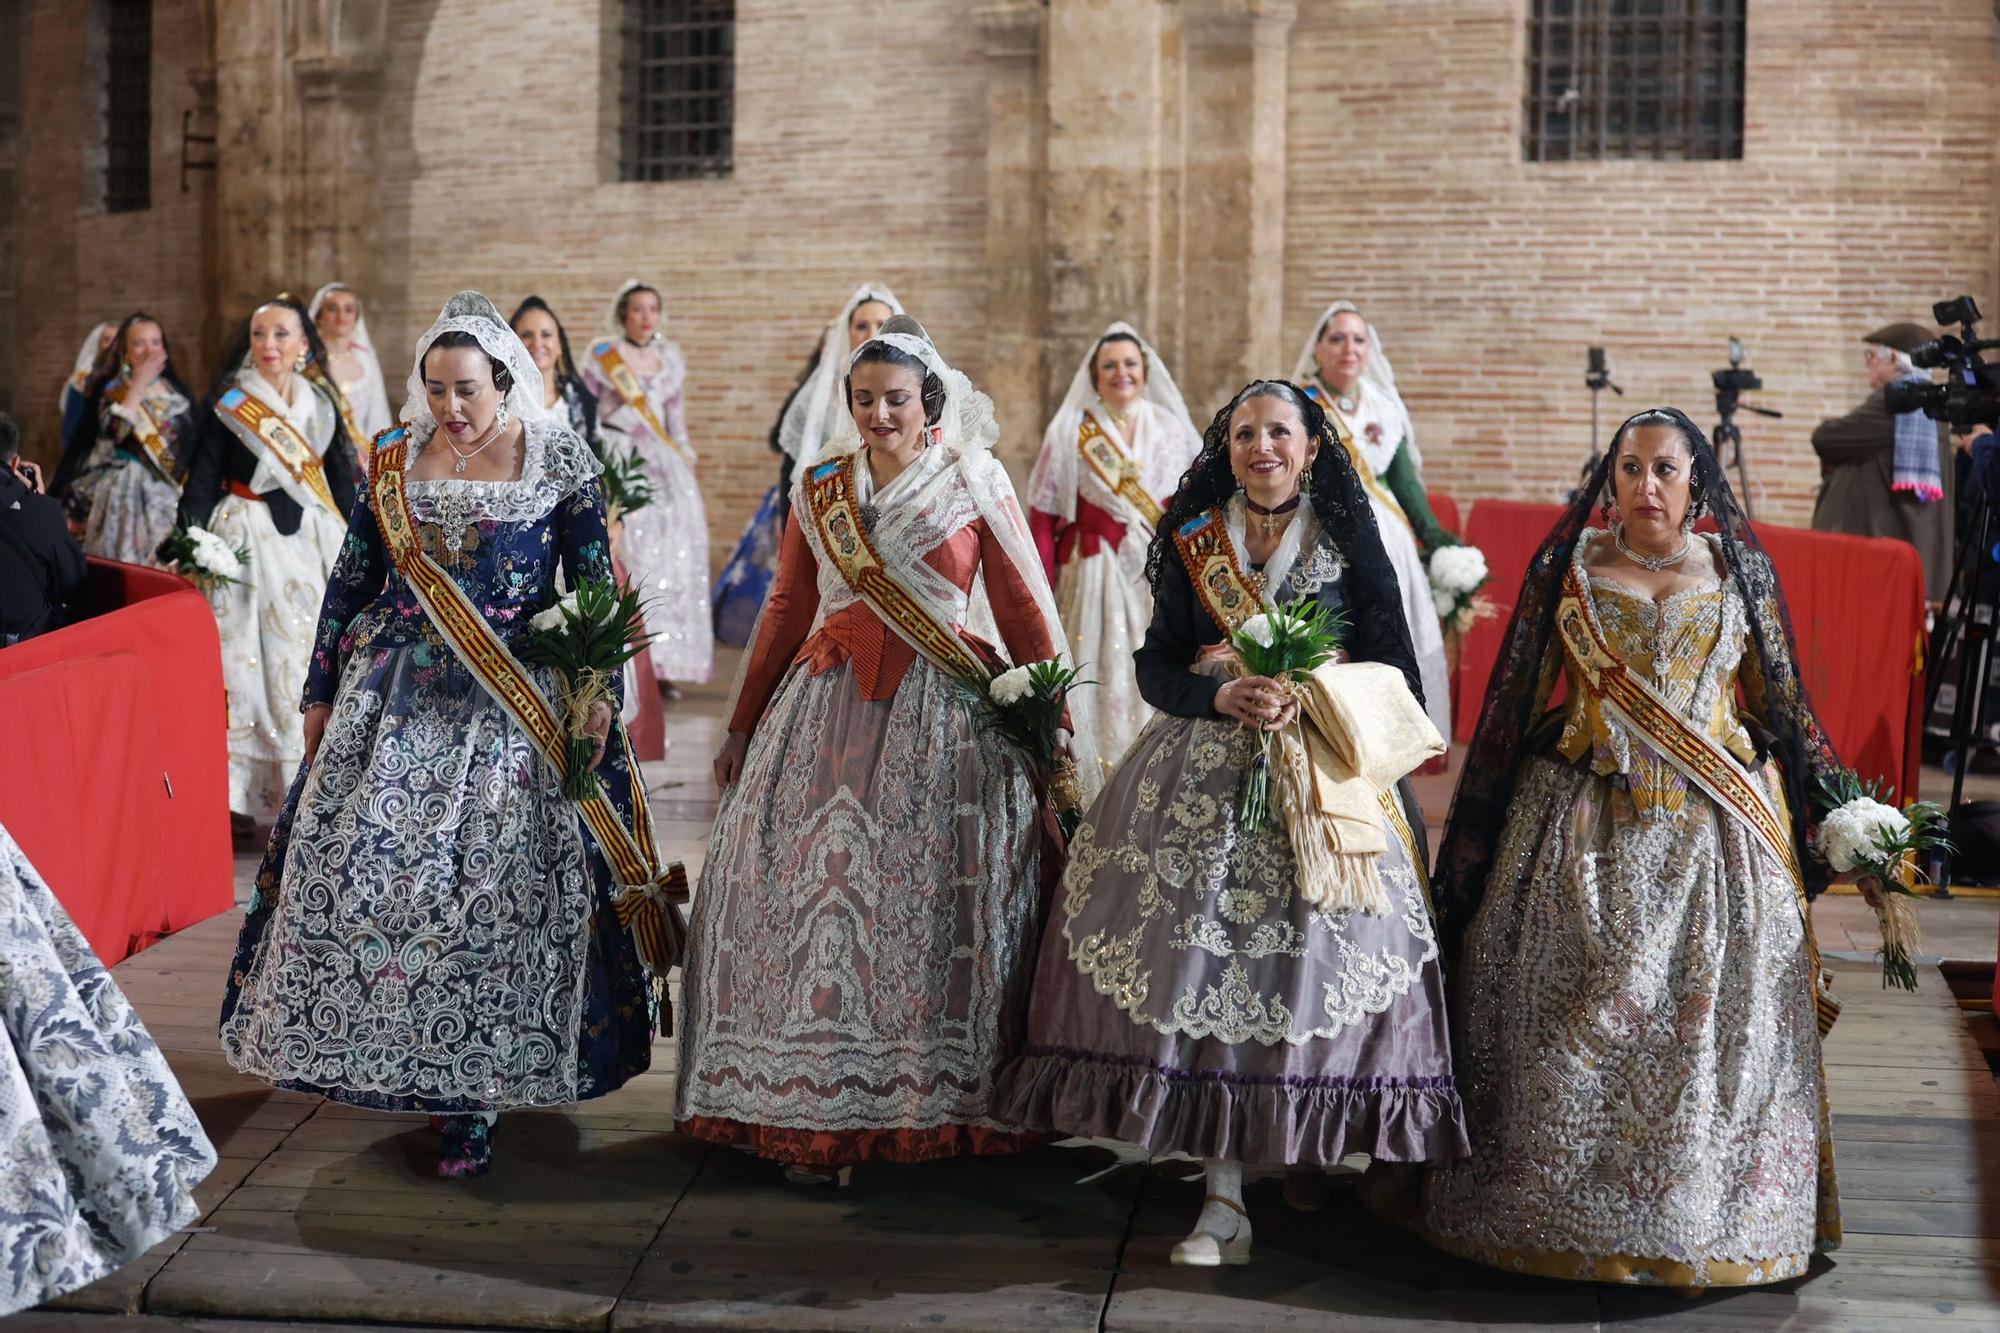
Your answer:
[6,0,1998,549]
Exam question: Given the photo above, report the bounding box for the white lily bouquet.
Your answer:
[961,659,1090,839]
[522,578,655,799]
[160,520,249,594]
[1230,599,1347,833]
[1813,769,1951,990]
[1427,543,1492,638]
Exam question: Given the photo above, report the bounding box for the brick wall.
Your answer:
[1284,0,2000,523]
[15,0,208,461]
[366,0,992,567]
[9,0,1999,548]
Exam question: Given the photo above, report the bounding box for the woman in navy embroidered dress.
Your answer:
[219,293,652,1178]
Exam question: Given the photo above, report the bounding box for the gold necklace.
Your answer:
[1245,492,1303,539]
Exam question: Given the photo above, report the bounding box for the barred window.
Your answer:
[1524,0,1745,162]
[104,0,152,212]
[619,0,734,182]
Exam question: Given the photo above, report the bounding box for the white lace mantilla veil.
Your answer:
[1291,299,1421,473]
[400,290,553,436]
[777,282,905,470]
[308,281,391,433]
[64,322,114,403]
[724,319,1102,792]
[1029,320,1201,524]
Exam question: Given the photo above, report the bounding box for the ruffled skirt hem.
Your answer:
[677,1115,1045,1168]
[995,1045,1468,1169]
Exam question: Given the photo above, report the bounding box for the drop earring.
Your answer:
[293,349,309,372]
[495,401,511,432]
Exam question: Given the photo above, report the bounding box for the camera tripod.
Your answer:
[1570,347,1623,501]
[1923,484,2000,894]
[1713,388,1780,522]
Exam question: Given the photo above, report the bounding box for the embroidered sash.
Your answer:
[803,452,992,682]
[1305,385,1415,538]
[593,343,695,467]
[103,379,179,486]
[1077,412,1164,530]
[1556,561,1838,1033]
[215,384,341,516]
[368,430,689,978]
[1172,508,1265,635]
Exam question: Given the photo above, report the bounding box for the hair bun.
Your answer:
[878,313,931,344]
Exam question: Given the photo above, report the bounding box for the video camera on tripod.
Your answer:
[1884,296,2000,430]
[1711,337,1779,519]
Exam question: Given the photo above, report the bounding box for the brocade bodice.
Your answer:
[1556,537,1759,819]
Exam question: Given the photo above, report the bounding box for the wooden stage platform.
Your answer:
[11,673,2000,1331]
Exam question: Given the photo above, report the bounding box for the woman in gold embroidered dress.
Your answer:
[1422,407,1849,1289]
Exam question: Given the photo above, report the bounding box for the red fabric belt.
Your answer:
[227,479,260,501]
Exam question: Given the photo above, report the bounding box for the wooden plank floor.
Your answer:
[11,665,2000,1332]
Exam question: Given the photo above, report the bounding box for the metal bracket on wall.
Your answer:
[180,108,216,193]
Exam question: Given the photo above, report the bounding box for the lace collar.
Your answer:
[404,418,601,542]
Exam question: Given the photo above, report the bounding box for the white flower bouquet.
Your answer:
[1427,543,1492,638]
[1229,598,1347,833]
[960,658,1090,838]
[1813,769,1951,990]
[521,578,655,799]
[160,520,250,594]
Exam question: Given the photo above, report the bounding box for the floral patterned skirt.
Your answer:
[1419,756,1836,1287]
[219,638,652,1112]
[993,714,1467,1169]
[711,481,781,649]
[675,657,1045,1167]
[77,455,177,569]
[2,824,216,1316]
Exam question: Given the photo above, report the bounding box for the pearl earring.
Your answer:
[495,401,511,431]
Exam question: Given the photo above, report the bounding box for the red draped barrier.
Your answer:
[0,559,234,964]
[1454,503,1926,799]
[1429,492,1462,541]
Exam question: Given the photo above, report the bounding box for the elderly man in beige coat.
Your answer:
[1811,321,1954,601]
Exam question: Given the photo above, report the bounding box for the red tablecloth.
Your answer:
[0,559,234,964]
[1455,503,1926,799]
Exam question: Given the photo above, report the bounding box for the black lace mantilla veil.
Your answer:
[1433,405,1843,957]
[1146,379,1422,702]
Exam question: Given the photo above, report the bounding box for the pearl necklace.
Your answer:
[1614,523,1692,572]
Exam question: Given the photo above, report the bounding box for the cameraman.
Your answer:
[0,413,86,646]
[1811,322,1954,601]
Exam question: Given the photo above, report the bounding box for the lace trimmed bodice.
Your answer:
[403,418,602,545]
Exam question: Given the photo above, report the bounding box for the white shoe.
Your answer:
[1170,1195,1252,1267]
